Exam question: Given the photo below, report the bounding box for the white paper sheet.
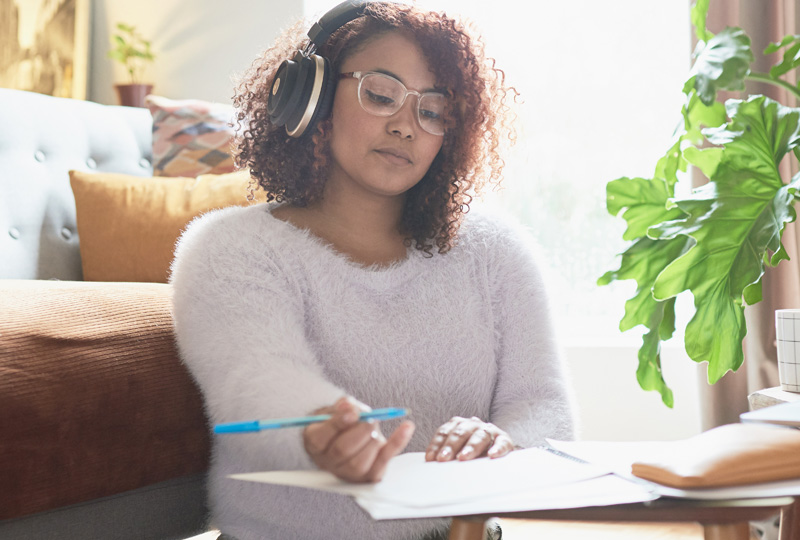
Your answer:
[355,474,658,520]
[546,438,664,476]
[230,447,611,507]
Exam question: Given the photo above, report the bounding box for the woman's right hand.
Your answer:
[303,396,415,483]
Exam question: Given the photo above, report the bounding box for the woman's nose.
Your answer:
[386,97,418,139]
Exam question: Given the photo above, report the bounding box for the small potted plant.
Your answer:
[107,22,156,107]
[599,0,800,407]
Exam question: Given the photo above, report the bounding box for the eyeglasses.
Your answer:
[338,71,446,136]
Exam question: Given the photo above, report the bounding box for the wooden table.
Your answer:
[449,388,800,540]
[449,496,798,540]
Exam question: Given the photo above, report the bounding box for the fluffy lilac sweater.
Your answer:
[170,203,575,540]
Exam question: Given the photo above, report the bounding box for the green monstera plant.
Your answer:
[599,0,800,407]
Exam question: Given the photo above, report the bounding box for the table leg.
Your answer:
[780,499,800,540]
[703,522,750,540]
[449,517,487,540]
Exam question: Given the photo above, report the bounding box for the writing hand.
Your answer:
[303,396,415,483]
[425,416,514,462]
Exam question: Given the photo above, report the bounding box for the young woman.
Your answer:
[171,2,575,539]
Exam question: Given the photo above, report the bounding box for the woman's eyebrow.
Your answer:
[371,68,440,93]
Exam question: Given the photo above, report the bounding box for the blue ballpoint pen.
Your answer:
[213,407,409,434]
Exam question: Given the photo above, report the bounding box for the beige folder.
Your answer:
[631,423,800,488]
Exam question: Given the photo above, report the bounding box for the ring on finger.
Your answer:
[482,429,495,444]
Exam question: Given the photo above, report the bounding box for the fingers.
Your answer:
[329,420,415,483]
[427,416,483,462]
[304,397,367,457]
[426,416,515,462]
[331,425,386,481]
[303,396,416,483]
[487,432,515,459]
[325,421,382,468]
[364,420,415,482]
[425,416,465,461]
[457,427,495,460]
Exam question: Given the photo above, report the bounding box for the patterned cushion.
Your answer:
[146,95,237,177]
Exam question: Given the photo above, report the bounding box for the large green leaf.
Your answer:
[599,234,691,407]
[648,95,800,382]
[686,27,754,106]
[690,0,712,44]
[606,177,685,241]
[682,89,728,145]
[765,34,800,79]
[599,120,697,406]
[653,139,686,193]
[638,297,677,408]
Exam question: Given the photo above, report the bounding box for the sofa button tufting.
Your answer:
[61,228,73,240]
[139,158,150,168]
[34,151,45,162]
[86,157,97,169]
[9,227,20,239]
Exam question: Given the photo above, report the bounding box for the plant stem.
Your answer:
[746,72,800,100]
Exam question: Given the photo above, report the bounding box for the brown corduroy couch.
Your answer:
[0,89,211,540]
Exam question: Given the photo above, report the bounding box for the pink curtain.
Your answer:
[696,0,800,429]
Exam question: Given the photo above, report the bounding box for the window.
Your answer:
[304,0,692,346]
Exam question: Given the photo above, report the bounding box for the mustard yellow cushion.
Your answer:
[69,169,263,283]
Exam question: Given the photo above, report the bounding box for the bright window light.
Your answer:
[304,0,692,346]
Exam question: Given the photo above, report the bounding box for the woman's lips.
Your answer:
[375,148,412,166]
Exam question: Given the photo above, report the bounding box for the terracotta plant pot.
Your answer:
[114,84,153,108]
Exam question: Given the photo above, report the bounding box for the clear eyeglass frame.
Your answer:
[338,71,447,136]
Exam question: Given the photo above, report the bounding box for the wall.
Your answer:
[88,0,303,105]
[566,344,702,441]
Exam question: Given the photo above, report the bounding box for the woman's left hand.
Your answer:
[425,416,514,462]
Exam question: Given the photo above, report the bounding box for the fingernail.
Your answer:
[371,430,380,440]
[343,411,358,423]
[458,446,473,458]
[438,447,452,460]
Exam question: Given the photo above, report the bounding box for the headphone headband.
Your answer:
[307,0,368,50]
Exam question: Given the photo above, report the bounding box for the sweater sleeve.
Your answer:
[170,207,345,471]
[484,217,577,448]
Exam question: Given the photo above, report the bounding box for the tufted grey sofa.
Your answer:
[0,89,209,539]
[0,88,154,280]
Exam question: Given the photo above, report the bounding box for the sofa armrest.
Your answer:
[0,280,210,520]
[0,89,154,280]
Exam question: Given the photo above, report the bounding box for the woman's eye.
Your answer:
[365,89,395,106]
[420,108,441,120]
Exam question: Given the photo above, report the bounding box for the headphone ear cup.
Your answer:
[305,57,336,134]
[267,52,309,127]
[284,54,332,138]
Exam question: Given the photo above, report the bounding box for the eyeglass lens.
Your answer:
[358,73,445,136]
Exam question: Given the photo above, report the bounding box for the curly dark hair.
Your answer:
[233,2,515,255]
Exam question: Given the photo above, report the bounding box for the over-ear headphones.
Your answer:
[267,0,369,138]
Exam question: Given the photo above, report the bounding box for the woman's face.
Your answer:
[326,31,444,201]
